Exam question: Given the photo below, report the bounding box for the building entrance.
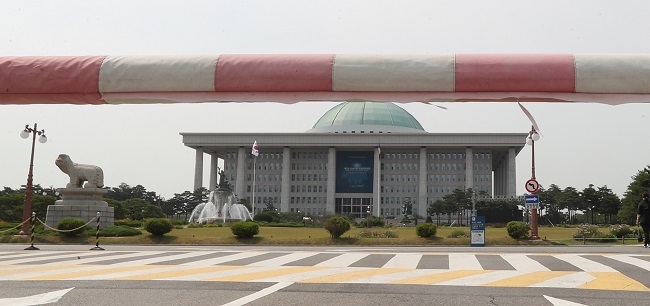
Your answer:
[335,197,373,218]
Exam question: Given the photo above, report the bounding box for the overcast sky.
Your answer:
[1,0,649,199]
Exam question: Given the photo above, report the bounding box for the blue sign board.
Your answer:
[336,151,374,193]
[470,216,486,247]
[525,194,540,204]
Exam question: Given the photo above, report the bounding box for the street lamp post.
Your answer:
[366,206,371,228]
[526,125,541,240]
[19,123,47,235]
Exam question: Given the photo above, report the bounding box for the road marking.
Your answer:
[222,282,292,306]
[381,253,422,269]
[554,254,616,272]
[484,271,573,287]
[578,272,650,291]
[449,253,482,270]
[390,270,490,285]
[301,268,408,283]
[314,253,368,267]
[207,266,326,282]
[0,287,73,306]
[543,295,587,306]
[500,254,549,271]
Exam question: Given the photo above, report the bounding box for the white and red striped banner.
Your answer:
[2,54,650,105]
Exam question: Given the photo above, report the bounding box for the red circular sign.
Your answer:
[525,179,540,193]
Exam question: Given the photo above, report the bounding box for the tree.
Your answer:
[581,184,600,224]
[557,187,581,224]
[619,166,650,224]
[105,183,162,205]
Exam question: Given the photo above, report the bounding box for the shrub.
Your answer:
[572,225,601,239]
[360,216,385,228]
[593,233,617,242]
[425,216,433,223]
[99,225,142,237]
[447,229,469,238]
[506,221,530,239]
[356,229,399,238]
[323,215,351,238]
[144,218,173,236]
[609,224,634,238]
[416,223,437,238]
[115,219,144,228]
[230,222,259,238]
[56,218,88,237]
[253,212,274,223]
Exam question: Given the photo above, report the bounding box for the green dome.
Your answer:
[308,102,425,133]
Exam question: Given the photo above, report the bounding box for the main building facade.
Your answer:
[181,102,526,218]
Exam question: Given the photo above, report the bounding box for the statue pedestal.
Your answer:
[45,188,114,229]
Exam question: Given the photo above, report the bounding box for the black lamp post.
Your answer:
[19,123,47,235]
[526,125,541,240]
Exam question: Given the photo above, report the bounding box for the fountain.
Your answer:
[187,170,253,223]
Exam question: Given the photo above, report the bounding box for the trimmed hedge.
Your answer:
[506,221,530,239]
[99,225,143,237]
[56,218,88,237]
[323,215,351,238]
[416,223,437,238]
[230,222,259,238]
[144,218,174,236]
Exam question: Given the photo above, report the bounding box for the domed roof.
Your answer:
[307,102,426,133]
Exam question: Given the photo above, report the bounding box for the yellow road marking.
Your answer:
[579,272,650,291]
[114,265,248,280]
[300,268,409,283]
[483,271,573,287]
[22,265,164,280]
[0,265,81,277]
[390,270,491,285]
[208,266,328,282]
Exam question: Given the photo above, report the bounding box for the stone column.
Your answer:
[326,147,336,214]
[465,147,474,191]
[193,148,204,191]
[374,147,381,217]
[418,147,428,218]
[507,147,517,198]
[235,147,246,199]
[280,147,291,212]
[209,153,218,191]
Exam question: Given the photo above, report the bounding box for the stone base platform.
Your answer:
[45,188,114,229]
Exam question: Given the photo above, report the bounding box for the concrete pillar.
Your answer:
[374,147,381,217]
[209,153,218,191]
[507,147,517,198]
[465,147,474,191]
[280,147,291,213]
[418,147,427,218]
[235,147,246,199]
[193,148,204,191]
[327,147,336,214]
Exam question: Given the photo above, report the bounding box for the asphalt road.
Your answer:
[1,244,649,306]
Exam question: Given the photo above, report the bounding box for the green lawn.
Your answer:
[3,224,639,246]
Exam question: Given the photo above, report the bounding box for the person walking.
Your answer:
[637,192,650,248]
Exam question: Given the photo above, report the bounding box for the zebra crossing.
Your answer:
[1,249,649,291]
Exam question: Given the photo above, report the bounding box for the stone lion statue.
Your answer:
[55,154,104,188]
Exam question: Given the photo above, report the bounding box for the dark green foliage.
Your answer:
[99,225,142,237]
[609,224,634,238]
[230,221,260,238]
[425,216,433,223]
[56,218,88,237]
[253,212,274,223]
[360,216,385,228]
[447,229,469,238]
[115,219,144,228]
[323,215,351,238]
[416,223,437,238]
[144,218,173,236]
[506,221,530,239]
